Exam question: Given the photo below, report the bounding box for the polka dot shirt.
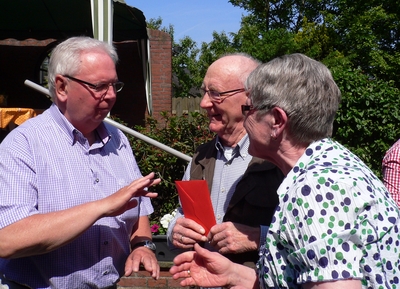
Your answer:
[258,138,400,289]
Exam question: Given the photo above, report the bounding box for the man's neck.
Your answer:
[84,130,97,145]
[219,128,246,148]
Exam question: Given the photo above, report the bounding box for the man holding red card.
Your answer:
[167,53,284,267]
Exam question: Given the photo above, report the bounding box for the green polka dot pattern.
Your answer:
[258,138,400,289]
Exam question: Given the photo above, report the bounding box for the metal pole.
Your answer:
[24,79,192,162]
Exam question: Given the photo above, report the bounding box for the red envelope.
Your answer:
[175,180,216,235]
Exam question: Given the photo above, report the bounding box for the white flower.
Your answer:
[160,209,178,229]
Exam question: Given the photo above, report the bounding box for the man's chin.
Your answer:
[208,122,222,134]
[96,109,110,118]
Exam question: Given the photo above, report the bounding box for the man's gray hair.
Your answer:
[245,53,341,145]
[48,36,118,98]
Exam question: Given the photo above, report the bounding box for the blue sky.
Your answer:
[125,0,247,44]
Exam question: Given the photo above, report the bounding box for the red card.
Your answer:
[175,180,216,235]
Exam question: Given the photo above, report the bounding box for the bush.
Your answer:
[126,111,215,233]
[332,67,400,178]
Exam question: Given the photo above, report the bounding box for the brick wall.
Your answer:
[117,262,190,289]
[147,29,172,120]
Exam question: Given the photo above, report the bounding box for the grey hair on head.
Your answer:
[245,53,341,145]
[48,36,118,98]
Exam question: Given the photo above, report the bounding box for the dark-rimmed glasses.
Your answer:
[241,105,254,116]
[200,87,245,102]
[242,104,274,116]
[64,75,124,98]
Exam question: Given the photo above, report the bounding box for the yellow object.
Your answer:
[0,108,37,129]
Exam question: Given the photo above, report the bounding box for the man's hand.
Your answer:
[99,172,160,218]
[208,222,260,254]
[124,246,160,279]
[171,217,208,249]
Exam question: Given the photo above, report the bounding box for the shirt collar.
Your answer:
[215,134,249,161]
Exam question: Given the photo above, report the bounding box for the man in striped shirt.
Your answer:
[0,37,160,289]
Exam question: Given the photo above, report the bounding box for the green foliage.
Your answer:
[229,0,325,32]
[146,17,174,41]
[294,19,335,60]
[327,3,400,87]
[127,112,215,226]
[331,65,400,177]
[226,0,400,178]
[146,3,400,182]
[199,31,238,60]
[172,36,202,97]
[233,26,298,62]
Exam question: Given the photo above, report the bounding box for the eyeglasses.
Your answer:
[242,104,274,116]
[241,105,254,116]
[64,75,124,99]
[200,87,245,102]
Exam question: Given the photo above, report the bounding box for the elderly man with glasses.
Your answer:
[167,53,284,269]
[0,37,160,289]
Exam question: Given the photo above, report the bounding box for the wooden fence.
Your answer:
[171,97,204,117]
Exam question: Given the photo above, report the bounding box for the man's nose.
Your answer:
[101,84,117,101]
[199,91,213,109]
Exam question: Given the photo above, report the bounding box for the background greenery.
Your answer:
[133,0,400,227]
[148,0,400,175]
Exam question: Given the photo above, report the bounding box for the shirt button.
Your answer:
[103,241,108,245]
[95,178,99,183]
[102,270,109,275]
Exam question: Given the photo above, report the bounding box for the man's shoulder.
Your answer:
[3,111,52,140]
[247,157,278,171]
[193,138,218,159]
[195,138,217,152]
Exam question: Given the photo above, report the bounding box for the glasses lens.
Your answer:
[208,90,221,100]
[241,105,252,116]
[199,88,220,100]
[114,82,124,92]
[95,83,109,93]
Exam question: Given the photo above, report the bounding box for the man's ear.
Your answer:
[55,75,68,101]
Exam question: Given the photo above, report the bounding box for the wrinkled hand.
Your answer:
[169,243,233,288]
[99,172,160,217]
[208,222,259,255]
[125,246,160,279]
[171,217,208,249]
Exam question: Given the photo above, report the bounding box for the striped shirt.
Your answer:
[0,104,153,288]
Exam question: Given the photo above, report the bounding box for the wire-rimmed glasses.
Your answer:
[200,87,245,102]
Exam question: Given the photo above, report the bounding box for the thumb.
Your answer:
[193,243,210,256]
